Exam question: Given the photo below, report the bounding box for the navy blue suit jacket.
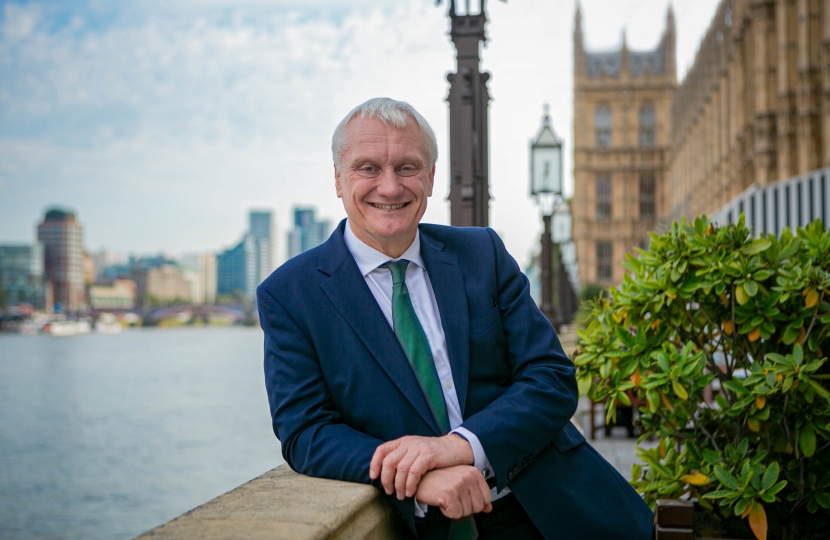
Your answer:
[258,221,653,539]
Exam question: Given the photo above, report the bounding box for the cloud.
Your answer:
[0,0,455,258]
[0,0,723,268]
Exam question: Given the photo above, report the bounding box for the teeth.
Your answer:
[372,203,406,210]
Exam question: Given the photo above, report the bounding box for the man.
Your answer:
[258,98,653,539]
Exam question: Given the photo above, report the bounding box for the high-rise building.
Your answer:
[216,209,276,302]
[180,253,217,305]
[37,208,86,312]
[249,210,274,284]
[287,207,332,259]
[217,234,256,300]
[571,5,677,286]
[92,249,123,281]
[0,244,46,310]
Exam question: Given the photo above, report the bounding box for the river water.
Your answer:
[0,326,283,540]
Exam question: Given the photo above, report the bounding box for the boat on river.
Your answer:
[95,313,123,334]
[44,320,92,336]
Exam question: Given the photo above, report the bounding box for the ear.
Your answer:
[335,165,343,198]
[426,164,436,197]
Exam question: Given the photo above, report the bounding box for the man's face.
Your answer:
[335,115,435,255]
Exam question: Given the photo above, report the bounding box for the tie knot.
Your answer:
[386,259,409,285]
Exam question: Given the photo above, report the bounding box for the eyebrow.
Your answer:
[348,155,425,167]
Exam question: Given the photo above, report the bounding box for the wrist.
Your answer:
[447,433,475,465]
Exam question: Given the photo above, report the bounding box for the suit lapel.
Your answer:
[317,221,442,435]
[419,229,470,417]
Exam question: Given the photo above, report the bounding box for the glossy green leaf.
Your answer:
[799,424,817,458]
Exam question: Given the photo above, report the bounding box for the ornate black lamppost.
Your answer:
[438,0,505,227]
[530,105,564,327]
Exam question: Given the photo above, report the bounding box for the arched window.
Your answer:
[638,104,656,146]
[594,105,612,147]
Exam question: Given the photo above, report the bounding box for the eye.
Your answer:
[355,165,380,177]
[398,165,419,177]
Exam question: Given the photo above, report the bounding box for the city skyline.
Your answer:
[0,0,722,266]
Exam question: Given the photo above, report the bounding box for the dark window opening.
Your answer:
[596,242,613,281]
[638,104,656,147]
[596,174,612,219]
[595,105,612,148]
[639,173,656,218]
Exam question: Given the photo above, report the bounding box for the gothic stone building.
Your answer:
[573,0,830,288]
[668,0,830,223]
[572,5,677,286]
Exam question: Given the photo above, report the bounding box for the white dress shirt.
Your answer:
[343,220,509,515]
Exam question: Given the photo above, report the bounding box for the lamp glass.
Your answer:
[531,144,562,196]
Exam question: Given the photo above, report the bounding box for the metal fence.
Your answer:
[711,167,830,236]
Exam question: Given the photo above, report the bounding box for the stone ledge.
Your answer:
[135,464,408,540]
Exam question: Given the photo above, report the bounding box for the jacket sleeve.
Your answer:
[458,228,579,492]
[257,284,420,534]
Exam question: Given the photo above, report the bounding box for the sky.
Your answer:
[0,0,722,267]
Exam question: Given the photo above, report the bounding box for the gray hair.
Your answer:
[331,98,438,172]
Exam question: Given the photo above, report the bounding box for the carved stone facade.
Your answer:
[572,5,677,286]
[668,0,830,224]
[573,0,830,288]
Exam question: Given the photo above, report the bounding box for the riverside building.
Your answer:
[572,0,830,288]
[36,208,86,312]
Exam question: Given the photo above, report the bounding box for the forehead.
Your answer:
[343,116,427,162]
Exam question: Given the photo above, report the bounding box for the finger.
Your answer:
[369,440,398,480]
[468,478,485,514]
[483,502,493,513]
[459,486,472,518]
[394,450,418,499]
[389,446,418,497]
[476,474,492,507]
[380,449,406,494]
[405,457,428,498]
[443,493,463,520]
[394,462,410,500]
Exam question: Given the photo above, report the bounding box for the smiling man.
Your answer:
[257,98,653,539]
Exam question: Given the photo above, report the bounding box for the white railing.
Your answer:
[711,168,830,236]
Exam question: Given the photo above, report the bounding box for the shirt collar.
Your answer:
[344,219,424,277]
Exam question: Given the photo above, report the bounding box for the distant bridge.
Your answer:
[144,305,249,325]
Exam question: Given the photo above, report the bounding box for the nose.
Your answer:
[375,167,405,198]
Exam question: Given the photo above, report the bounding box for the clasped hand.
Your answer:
[369,435,492,519]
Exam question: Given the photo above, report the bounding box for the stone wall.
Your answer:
[134,465,407,540]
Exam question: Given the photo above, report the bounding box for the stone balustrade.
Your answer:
[134,464,407,540]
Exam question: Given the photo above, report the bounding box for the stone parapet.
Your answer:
[134,464,407,540]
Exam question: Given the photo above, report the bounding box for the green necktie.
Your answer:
[387,260,477,540]
[387,260,451,434]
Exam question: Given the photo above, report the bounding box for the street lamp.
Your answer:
[530,105,563,327]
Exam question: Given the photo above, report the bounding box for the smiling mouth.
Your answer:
[370,202,409,210]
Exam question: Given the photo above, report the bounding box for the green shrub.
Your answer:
[575,283,607,327]
[575,216,830,540]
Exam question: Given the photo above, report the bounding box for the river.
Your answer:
[0,326,283,540]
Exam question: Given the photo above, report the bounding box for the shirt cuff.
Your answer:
[414,498,428,518]
[450,427,493,479]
